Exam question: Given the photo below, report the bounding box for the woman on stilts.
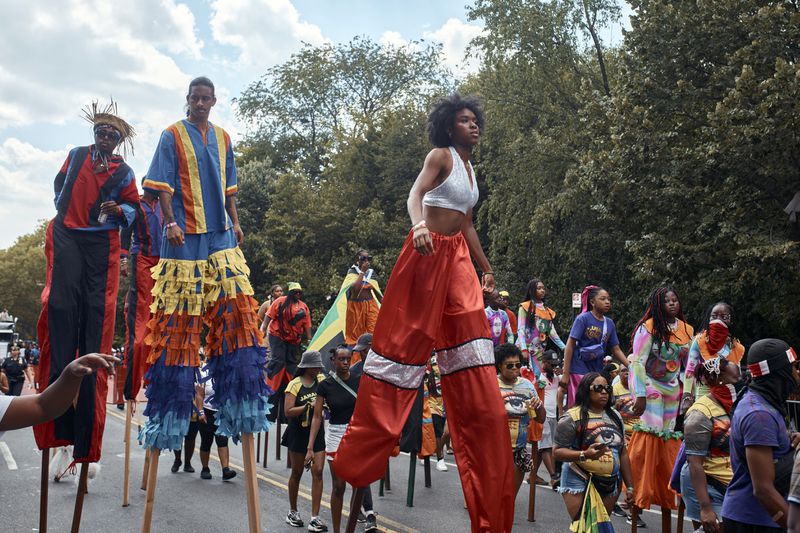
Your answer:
[628,286,694,532]
[331,94,515,532]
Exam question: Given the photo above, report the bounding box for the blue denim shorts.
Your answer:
[557,461,620,497]
[680,462,724,522]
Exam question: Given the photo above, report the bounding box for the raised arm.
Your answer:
[0,354,117,431]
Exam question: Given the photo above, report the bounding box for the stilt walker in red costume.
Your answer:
[332,94,515,532]
[34,101,138,463]
[33,101,138,531]
[119,185,162,506]
[139,77,270,533]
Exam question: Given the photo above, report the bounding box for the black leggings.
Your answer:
[199,409,228,452]
[7,380,23,397]
[174,421,199,462]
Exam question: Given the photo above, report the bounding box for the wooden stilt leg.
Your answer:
[379,477,384,497]
[661,508,671,533]
[423,456,431,488]
[276,397,282,461]
[406,452,417,507]
[528,443,538,522]
[39,448,49,533]
[70,462,89,533]
[256,433,261,463]
[140,449,160,533]
[262,432,269,468]
[123,400,133,507]
[140,448,150,491]
[677,499,685,533]
[345,487,365,533]
[242,434,262,533]
[630,506,639,533]
[384,460,391,492]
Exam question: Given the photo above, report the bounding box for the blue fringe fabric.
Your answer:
[203,345,273,442]
[139,360,198,450]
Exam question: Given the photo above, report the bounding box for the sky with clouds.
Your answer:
[0,0,628,248]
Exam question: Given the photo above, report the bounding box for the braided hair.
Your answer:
[630,286,690,348]
[522,278,542,332]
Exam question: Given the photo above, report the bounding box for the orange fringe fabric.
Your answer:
[145,248,259,367]
[628,430,681,510]
[204,294,264,358]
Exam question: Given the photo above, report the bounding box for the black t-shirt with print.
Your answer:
[317,373,360,425]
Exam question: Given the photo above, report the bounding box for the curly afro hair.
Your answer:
[426,93,485,148]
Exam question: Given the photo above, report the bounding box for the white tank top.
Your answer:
[422,147,479,215]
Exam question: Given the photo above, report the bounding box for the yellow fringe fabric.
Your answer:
[145,247,258,367]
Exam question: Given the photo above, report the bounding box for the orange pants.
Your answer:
[333,232,515,533]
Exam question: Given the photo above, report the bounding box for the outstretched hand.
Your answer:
[66,354,118,378]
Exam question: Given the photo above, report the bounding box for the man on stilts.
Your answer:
[120,185,163,403]
[332,94,515,533]
[139,76,270,532]
[34,101,138,464]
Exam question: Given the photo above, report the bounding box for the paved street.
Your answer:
[0,398,691,532]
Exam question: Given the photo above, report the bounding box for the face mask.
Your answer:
[709,382,736,413]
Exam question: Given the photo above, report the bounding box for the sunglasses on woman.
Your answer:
[590,384,612,394]
[504,362,522,370]
[359,255,372,262]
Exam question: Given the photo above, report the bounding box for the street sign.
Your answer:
[571,292,581,309]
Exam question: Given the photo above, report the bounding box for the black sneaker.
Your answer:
[116,404,125,411]
[183,463,195,473]
[364,513,378,532]
[612,504,627,517]
[285,511,303,527]
[171,459,181,473]
[222,467,236,481]
[200,468,212,480]
[626,515,646,528]
[357,512,366,523]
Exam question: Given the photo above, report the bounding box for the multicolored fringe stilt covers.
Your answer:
[140,117,271,451]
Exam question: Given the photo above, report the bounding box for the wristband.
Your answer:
[412,220,427,231]
[482,271,494,276]
[165,222,178,229]
[198,409,205,416]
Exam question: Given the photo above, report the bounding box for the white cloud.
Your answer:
[379,31,412,49]
[0,0,201,129]
[0,139,70,247]
[210,0,327,72]
[423,18,485,73]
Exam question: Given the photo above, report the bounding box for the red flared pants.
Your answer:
[332,232,515,533]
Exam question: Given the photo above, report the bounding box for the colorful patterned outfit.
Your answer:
[516,301,565,379]
[34,145,139,463]
[140,119,270,451]
[683,334,744,397]
[628,318,694,510]
[485,306,513,346]
[121,194,163,401]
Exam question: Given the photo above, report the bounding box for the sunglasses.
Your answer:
[504,362,522,370]
[590,384,612,394]
[95,129,121,141]
[359,255,372,262]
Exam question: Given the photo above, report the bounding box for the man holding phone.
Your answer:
[344,250,382,350]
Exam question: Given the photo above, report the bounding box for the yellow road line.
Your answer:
[108,409,419,533]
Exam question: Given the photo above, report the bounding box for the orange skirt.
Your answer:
[628,431,680,510]
[527,386,546,443]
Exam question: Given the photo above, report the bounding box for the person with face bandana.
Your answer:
[721,339,800,533]
[33,101,139,464]
[681,356,740,533]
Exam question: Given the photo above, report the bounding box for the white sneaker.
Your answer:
[436,458,448,472]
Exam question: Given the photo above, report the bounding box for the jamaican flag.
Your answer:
[570,475,614,533]
[308,270,381,372]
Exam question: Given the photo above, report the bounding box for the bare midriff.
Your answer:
[422,204,466,236]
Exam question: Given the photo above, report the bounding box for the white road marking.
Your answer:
[0,441,18,470]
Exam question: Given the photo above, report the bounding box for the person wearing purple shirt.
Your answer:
[559,286,628,410]
[722,338,800,533]
[486,289,514,347]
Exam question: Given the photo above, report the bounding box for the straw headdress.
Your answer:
[81,100,135,157]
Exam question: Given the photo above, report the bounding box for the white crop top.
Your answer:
[422,147,479,215]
